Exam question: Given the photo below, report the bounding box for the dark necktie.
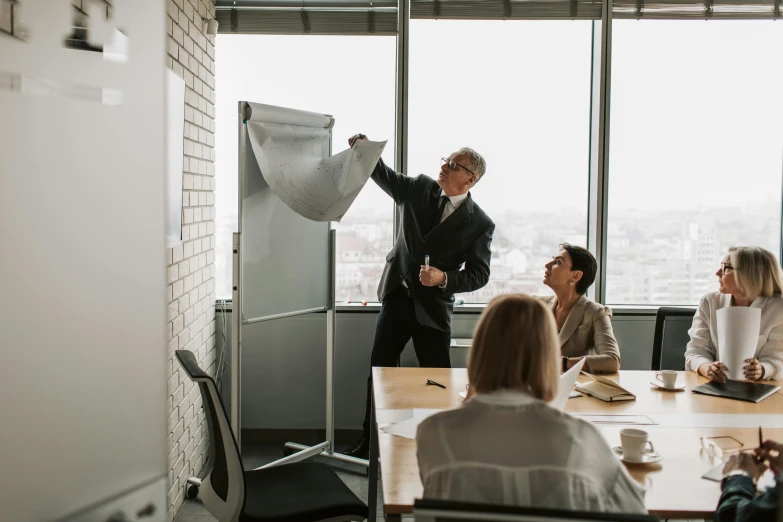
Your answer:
[431,195,449,232]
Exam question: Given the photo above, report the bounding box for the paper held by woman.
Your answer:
[717,307,761,380]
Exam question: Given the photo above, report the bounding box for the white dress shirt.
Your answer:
[416,390,647,513]
[684,291,783,380]
[439,191,469,224]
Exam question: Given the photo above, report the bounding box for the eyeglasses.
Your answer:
[441,157,476,177]
[720,262,734,273]
[700,436,744,458]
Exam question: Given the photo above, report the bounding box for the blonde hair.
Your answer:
[467,294,560,402]
[728,246,783,301]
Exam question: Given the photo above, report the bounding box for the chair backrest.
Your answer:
[414,499,659,522]
[175,350,246,521]
[651,307,696,371]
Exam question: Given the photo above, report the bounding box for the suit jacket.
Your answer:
[715,474,781,522]
[371,158,494,332]
[685,291,783,380]
[538,295,621,373]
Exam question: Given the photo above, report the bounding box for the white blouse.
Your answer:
[684,292,783,380]
[415,390,647,514]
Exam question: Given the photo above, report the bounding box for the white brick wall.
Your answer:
[165,0,217,520]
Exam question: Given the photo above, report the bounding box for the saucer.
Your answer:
[612,446,663,464]
[649,380,685,391]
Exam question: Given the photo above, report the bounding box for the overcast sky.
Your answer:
[215,20,783,222]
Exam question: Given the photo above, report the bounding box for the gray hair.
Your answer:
[728,246,783,301]
[456,147,487,185]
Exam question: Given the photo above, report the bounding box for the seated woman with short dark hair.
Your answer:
[538,243,621,373]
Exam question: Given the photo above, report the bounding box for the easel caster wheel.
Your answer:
[186,485,199,499]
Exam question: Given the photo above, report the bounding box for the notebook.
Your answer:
[575,372,636,402]
[692,379,781,403]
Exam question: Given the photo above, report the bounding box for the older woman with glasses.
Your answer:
[685,246,783,382]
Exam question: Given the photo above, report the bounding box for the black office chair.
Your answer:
[175,350,368,522]
[651,307,696,371]
[414,499,659,521]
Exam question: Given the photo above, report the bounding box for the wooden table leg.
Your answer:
[368,390,379,522]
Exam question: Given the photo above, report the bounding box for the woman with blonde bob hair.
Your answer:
[415,294,646,513]
[686,246,783,382]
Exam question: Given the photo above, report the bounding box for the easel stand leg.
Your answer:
[254,229,369,473]
[368,387,379,522]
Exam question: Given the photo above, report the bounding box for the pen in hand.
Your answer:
[755,426,764,464]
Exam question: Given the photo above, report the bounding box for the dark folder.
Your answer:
[692,379,781,403]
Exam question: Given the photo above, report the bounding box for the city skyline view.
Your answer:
[214,20,783,306]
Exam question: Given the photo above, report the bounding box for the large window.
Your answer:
[408,20,593,303]
[214,35,396,301]
[607,21,783,305]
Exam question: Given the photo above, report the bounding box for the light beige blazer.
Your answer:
[538,295,621,373]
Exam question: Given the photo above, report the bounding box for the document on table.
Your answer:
[380,409,442,440]
[549,358,586,411]
[573,414,657,425]
[247,120,386,222]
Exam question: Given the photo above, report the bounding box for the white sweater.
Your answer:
[684,291,783,380]
[416,390,647,514]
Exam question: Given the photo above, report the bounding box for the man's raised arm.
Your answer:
[349,133,415,205]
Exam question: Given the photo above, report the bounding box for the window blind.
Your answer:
[217,0,781,35]
[409,0,603,19]
[612,0,781,18]
[216,0,398,34]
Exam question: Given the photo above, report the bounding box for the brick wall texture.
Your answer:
[164,0,217,519]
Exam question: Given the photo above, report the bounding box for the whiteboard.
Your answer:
[239,102,331,322]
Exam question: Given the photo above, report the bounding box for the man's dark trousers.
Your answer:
[360,284,451,436]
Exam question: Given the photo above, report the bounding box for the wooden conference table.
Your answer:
[367,368,783,521]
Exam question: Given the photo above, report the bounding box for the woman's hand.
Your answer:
[743,358,765,381]
[699,361,728,383]
[348,133,368,147]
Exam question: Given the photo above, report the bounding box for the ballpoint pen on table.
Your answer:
[426,379,446,389]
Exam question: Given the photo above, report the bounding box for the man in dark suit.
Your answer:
[344,133,495,459]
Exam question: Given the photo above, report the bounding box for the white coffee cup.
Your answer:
[656,370,677,388]
[620,428,654,462]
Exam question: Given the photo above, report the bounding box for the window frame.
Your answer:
[215,0,783,310]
